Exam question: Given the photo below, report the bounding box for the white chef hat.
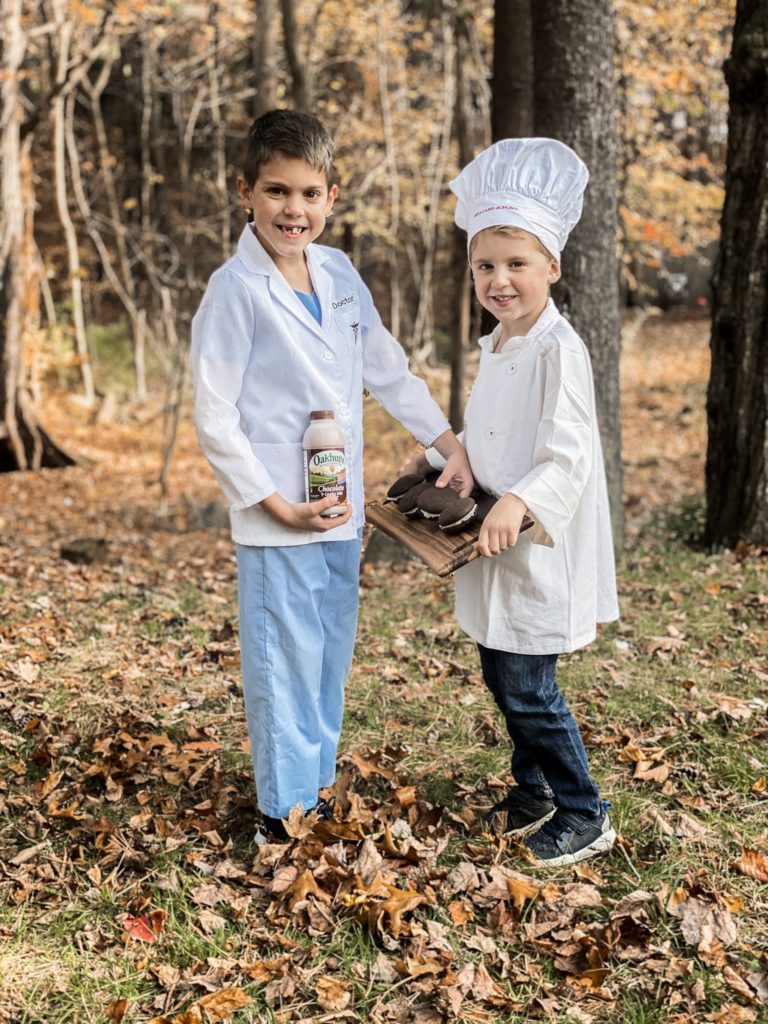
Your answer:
[449,138,589,261]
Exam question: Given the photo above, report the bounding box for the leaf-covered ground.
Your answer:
[1,310,766,1024]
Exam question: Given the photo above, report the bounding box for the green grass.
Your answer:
[1,495,767,1023]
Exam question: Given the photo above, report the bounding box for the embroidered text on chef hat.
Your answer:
[450,138,589,261]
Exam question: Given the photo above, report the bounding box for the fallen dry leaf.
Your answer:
[746,972,768,1005]
[712,1006,758,1023]
[195,987,252,1022]
[447,899,474,925]
[282,868,330,911]
[667,893,738,955]
[315,975,352,1012]
[731,848,768,883]
[506,875,541,910]
[105,999,129,1023]
[723,965,757,1002]
[121,908,167,943]
[197,908,228,935]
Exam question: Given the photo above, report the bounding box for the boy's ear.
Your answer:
[325,183,339,213]
[548,260,561,284]
[236,175,253,212]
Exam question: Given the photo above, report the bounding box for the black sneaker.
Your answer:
[254,798,334,846]
[484,788,555,837]
[254,813,290,846]
[313,797,334,821]
[525,809,616,866]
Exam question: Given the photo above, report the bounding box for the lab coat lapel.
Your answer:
[266,269,328,344]
[236,226,330,345]
[306,246,334,334]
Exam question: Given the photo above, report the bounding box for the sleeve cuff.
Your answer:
[424,447,447,471]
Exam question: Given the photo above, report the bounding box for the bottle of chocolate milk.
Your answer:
[302,410,348,516]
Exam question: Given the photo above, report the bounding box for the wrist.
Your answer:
[431,428,462,459]
[501,492,528,513]
[259,491,293,525]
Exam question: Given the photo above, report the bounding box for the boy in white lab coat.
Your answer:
[191,110,472,843]
[410,139,619,866]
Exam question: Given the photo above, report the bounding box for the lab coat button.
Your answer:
[323,351,333,360]
[486,428,496,439]
[507,363,517,375]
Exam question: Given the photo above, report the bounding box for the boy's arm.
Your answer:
[476,493,529,556]
[502,343,595,548]
[192,272,276,509]
[354,273,473,497]
[430,429,473,498]
[192,272,351,532]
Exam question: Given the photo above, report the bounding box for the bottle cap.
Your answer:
[309,410,334,419]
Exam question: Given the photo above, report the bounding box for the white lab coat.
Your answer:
[191,225,451,546]
[430,300,618,654]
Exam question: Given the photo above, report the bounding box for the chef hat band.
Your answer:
[467,192,563,260]
[450,138,589,262]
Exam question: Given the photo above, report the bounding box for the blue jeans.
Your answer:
[237,535,362,818]
[477,645,601,817]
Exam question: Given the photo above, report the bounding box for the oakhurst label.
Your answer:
[304,446,347,504]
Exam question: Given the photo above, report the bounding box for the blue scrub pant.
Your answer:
[236,535,362,818]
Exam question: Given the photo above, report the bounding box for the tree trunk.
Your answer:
[50,0,95,405]
[76,58,149,403]
[448,6,475,431]
[492,0,534,139]
[280,0,310,111]
[532,0,624,550]
[377,15,402,342]
[411,14,455,359]
[253,0,278,118]
[1,0,74,472]
[481,0,534,338]
[209,2,231,261]
[705,0,768,547]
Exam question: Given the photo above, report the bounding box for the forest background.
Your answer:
[6,0,731,407]
[2,2,768,1024]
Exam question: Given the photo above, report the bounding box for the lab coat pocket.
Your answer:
[334,301,362,355]
[249,441,305,504]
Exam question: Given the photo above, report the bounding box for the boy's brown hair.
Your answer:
[242,109,335,187]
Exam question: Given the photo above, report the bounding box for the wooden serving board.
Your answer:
[366,500,534,577]
[365,501,481,576]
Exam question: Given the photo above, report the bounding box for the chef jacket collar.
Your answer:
[479,298,559,354]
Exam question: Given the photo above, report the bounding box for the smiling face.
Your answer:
[470,228,561,342]
[237,155,338,279]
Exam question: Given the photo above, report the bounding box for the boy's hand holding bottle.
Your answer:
[260,492,353,532]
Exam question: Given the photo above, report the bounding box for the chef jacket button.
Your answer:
[486,428,496,439]
[323,351,333,360]
[506,363,517,375]
[338,402,348,415]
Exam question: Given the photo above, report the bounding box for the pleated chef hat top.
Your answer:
[450,137,589,261]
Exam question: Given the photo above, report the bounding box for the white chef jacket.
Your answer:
[191,225,451,546]
[429,299,618,654]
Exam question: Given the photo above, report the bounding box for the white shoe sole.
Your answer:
[532,823,617,867]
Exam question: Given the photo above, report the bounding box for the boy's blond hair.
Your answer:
[470,225,556,262]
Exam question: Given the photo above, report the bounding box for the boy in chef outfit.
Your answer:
[410,138,619,865]
[191,109,472,843]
